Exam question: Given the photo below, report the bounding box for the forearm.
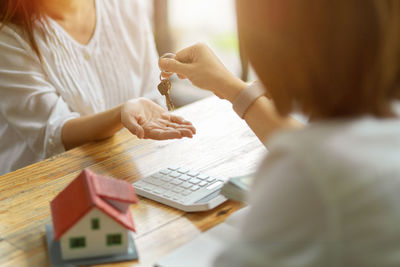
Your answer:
[158,43,304,142]
[243,96,303,143]
[61,105,123,150]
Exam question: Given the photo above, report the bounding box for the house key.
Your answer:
[158,53,176,111]
[158,75,175,111]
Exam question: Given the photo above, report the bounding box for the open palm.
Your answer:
[121,98,196,140]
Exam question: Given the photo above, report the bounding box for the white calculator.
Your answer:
[133,167,227,212]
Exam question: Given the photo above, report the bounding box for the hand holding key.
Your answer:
[158,44,247,102]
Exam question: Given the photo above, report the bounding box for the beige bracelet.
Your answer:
[232,81,265,118]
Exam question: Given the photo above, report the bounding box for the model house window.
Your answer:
[91,218,100,230]
[70,237,86,249]
[106,233,122,246]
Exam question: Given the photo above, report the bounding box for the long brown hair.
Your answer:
[0,0,44,59]
[237,0,400,119]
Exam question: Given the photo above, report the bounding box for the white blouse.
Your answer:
[0,0,162,175]
[215,117,400,267]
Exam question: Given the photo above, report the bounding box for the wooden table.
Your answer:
[0,97,266,267]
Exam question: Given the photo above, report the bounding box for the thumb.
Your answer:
[158,58,190,76]
[125,118,145,139]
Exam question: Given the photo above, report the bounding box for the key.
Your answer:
[187,171,199,177]
[157,78,174,111]
[179,174,191,181]
[157,78,175,111]
[191,185,200,191]
[157,79,171,96]
[160,169,171,175]
[199,181,208,187]
[189,178,201,184]
[177,168,189,174]
[169,171,181,178]
[172,187,183,193]
[181,182,193,189]
[171,179,183,185]
[158,53,176,111]
[161,176,173,182]
[153,188,167,195]
[181,190,192,196]
[197,174,209,180]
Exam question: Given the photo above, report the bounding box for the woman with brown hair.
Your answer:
[160,0,400,265]
[0,0,196,175]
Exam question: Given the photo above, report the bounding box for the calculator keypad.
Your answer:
[133,167,225,205]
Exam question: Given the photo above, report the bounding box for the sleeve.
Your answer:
[137,0,165,107]
[0,27,80,159]
[214,150,330,267]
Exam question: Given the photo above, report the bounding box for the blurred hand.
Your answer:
[158,43,247,102]
[121,98,196,140]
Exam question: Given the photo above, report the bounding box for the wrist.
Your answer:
[220,77,248,103]
[104,105,124,137]
[232,81,266,119]
[116,104,124,125]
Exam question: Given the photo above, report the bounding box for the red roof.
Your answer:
[50,169,138,240]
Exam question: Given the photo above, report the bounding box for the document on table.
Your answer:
[155,207,249,267]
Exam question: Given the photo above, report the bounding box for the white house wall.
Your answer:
[60,208,130,260]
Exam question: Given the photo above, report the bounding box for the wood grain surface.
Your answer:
[0,97,266,267]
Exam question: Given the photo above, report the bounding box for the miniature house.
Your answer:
[50,169,138,260]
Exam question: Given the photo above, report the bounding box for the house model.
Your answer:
[50,169,138,260]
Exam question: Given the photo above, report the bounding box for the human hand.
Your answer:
[121,98,196,140]
[158,43,247,102]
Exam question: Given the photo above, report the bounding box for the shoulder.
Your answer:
[261,117,400,210]
[0,25,31,51]
[266,119,381,167]
[0,25,40,66]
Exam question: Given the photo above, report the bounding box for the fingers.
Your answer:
[161,121,195,136]
[160,53,187,79]
[176,128,194,138]
[159,44,211,81]
[175,44,200,63]
[166,124,194,138]
[177,74,187,79]
[146,129,183,140]
[161,114,196,134]
[176,123,196,135]
[160,53,175,77]
[166,114,190,124]
[160,72,187,80]
[143,116,195,139]
[158,45,200,75]
[158,58,191,77]
[161,72,174,79]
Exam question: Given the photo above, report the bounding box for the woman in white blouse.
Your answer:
[0,0,195,175]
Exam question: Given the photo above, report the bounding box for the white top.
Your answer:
[0,0,162,175]
[215,117,400,266]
